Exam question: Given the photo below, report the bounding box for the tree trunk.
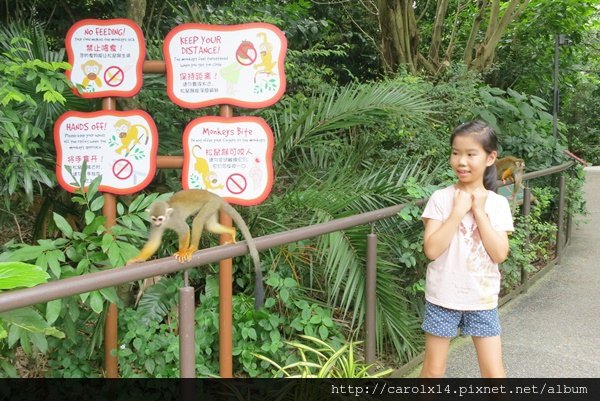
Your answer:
[469,0,531,71]
[464,0,489,67]
[428,0,450,65]
[376,0,419,74]
[374,0,530,75]
[127,0,147,28]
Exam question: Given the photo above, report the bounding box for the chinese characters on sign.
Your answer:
[54,111,158,195]
[59,19,283,205]
[66,19,145,98]
[164,23,287,109]
[182,117,274,206]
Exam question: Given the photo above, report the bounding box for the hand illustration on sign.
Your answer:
[220,40,257,94]
[113,118,149,158]
[192,145,224,190]
[254,32,277,82]
[81,59,103,91]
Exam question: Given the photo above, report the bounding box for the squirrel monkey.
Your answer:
[495,156,525,214]
[127,189,265,309]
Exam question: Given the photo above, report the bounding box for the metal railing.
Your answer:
[0,162,575,377]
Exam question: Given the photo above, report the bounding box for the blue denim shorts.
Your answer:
[422,301,501,338]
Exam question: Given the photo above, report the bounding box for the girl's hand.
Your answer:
[453,188,472,217]
[471,188,488,214]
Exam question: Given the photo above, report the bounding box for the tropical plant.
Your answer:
[0,22,89,222]
[0,262,64,377]
[247,80,444,362]
[254,334,393,378]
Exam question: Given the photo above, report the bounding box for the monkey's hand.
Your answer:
[174,246,198,263]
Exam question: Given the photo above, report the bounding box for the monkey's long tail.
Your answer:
[222,203,265,309]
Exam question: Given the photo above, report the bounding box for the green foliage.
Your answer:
[501,187,558,291]
[473,85,566,169]
[562,79,600,165]
[254,335,393,378]
[0,261,64,369]
[117,272,344,378]
[0,175,165,376]
[0,22,90,219]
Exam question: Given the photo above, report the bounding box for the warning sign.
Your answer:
[54,110,158,195]
[182,117,274,206]
[66,19,145,98]
[164,23,287,109]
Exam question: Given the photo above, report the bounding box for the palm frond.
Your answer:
[269,80,438,168]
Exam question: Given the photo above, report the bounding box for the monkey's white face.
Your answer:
[150,215,168,227]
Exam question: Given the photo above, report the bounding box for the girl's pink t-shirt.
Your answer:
[422,185,514,311]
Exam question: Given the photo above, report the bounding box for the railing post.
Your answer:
[566,192,573,247]
[521,185,532,291]
[557,175,566,264]
[365,226,377,368]
[179,270,196,377]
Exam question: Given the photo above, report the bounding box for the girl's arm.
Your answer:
[472,188,510,263]
[472,210,509,263]
[423,212,462,260]
[423,188,472,260]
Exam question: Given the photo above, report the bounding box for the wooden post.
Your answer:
[218,105,234,378]
[101,98,119,378]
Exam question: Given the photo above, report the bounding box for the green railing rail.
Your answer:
[0,162,575,377]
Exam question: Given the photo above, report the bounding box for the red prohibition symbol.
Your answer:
[112,158,133,180]
[235,41,258,66]
[104,66,124,87]
[226,173,247,194]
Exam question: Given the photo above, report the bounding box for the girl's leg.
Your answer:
[420,333,451,378]
[472,335,506,378]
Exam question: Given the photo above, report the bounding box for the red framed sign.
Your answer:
[164,23,287,109]
[65,19,145,98]
[54,110,158,195]
[182,117,274,206]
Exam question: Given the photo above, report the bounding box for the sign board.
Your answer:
[182,117,274,206]
[164,23,287,109]
[66,19,145,98]
[54,111,158,195]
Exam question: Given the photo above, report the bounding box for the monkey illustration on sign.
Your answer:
[192,145,224,191]
[127,189,265,309]
[114,119,149,156]
[254,32,277,82]
[81,60,103,90]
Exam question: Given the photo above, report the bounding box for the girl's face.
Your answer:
[450,134,497,189]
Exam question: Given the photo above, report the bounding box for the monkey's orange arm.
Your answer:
[501,168,513,183]
[127,239,161,265]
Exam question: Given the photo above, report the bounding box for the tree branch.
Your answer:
[444,0,467,62]
[479,0,530,70]
[428,0,450,64]
[464,0,489,66]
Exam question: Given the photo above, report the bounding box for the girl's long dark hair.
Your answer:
[450,120,498,192]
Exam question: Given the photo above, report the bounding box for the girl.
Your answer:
[420,120,514,378]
